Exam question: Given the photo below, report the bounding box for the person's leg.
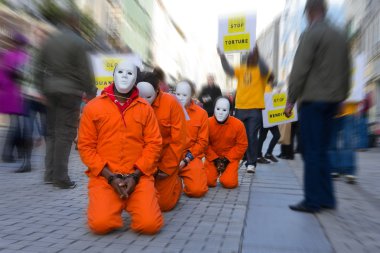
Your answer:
[204,159,219,187]
[155,171,182,212]
[2,115,19,162]
[52,94,81,186]
[126,176,164,234]
[44,94,57,182]
[340,115,357,182]
[219,160,240,189]
[180,157,208,197]
[266,126,280,154]
[318,103,338,207]
[297,102,330,210]
[257,127,269,158]
[235,109,249,165]
[87,178,124,234]
[328,117,342,176]
[250,109,263,166]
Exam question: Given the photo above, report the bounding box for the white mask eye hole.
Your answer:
[147,96,152,99]
[118,70,123,74]
[223,109,227,112]
[127,72,133,75]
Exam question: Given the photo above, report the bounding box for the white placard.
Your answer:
[346,53,366,102]
[262,92,298,128]
[218,14,256,53]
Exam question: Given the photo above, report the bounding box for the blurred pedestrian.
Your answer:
[137,72,186,212]
[0,33,29,163]
[153,67,170,92]
[357,92,372,150]
[198,74,222,117]
[218,46,271,173]
[257,75,280,164]
[36,12,96,188]
[285,0,350,213]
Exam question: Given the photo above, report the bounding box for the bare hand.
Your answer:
[284,104,294,118]
[179,160,186,170]
[123,176,136,198]
[111,177,128,199]
[156,170,169,180]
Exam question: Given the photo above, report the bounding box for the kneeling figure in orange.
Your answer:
[205,97,248,188]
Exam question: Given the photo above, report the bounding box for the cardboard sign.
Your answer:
[262,92,298,128]
[90,53,143,91]
[218,14,256,53]
[346,53,366,103]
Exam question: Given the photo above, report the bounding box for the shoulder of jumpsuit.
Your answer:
[81,94,110,114]
[189,101,208,118]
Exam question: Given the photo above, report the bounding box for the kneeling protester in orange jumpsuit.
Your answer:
[175,80,209,197]
[78,61,164,235]
[137,72,186,212]
[205,97,248,188]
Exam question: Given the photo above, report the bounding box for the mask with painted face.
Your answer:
[214,98,230,123]
[175,81,192,107]
[113,61,137,94]
[137,81,157,105]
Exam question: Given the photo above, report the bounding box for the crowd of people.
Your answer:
[0,0,374,235]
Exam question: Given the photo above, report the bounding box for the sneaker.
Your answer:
[53,180,77,189]
[257,157,270,164]
[265,154,278,163]
[246,165,256,173]
[345,175,356,184]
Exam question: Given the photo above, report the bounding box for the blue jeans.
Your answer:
[329,115,356,175]
[235,109,262,166]
[299,102,339,209]
[356,114,368,149]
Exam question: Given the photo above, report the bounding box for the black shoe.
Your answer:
[15,163,31,173]
[321,204,336,210]
[265,154,278,163]
[289,201,319,213]
[53,180,76,189]
[257,157,270,164]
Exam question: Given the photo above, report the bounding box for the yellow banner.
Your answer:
[268,108,294,124]
[228,17,246,33]
[272,93,287,107]
[223,33,250,52]
[95,76,113,90]
[103,58,122,72]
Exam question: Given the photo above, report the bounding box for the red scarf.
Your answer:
[102,83,139,113]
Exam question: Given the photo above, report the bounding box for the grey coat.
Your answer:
[288,20,350,104]
[36,27,96,98]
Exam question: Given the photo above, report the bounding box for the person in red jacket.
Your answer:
[175,80,209,197]
[78,61,163,235]
[205,97,248,188]
[137,72,186,211]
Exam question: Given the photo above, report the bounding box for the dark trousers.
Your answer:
[280,122,299,158]
[22,99,46,167]
[44,93,81,182]
[258,125,280,157]
[2,115,23,161]
[299,102,339,209]
[235,109,262,166]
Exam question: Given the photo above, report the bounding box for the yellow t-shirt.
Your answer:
[234,66,269,109]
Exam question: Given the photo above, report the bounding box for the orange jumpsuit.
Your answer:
[78,87,163,235]
[152,92,186,211]
[179,101,209,197]
[205,116,248,188]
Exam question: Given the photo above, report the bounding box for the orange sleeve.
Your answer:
[159,100,186,175]
[134,106,163,176]
[189,110,209,158]
[225,120,248,162]
[78,105,107,177]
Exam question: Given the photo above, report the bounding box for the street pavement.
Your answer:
[0,126,379,253]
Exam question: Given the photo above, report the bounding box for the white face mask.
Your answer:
[113,61,137,94]
[175,82,192,107]
[214,98,230,123]
[137,81,157,105]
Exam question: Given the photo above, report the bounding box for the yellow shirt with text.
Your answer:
[234,66,269,109]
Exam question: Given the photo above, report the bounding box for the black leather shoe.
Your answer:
[321,205,336,210]
[265,154,278,163]
[15,164,31,173]
[53,180,76,189]
[289,202,319,213]
[257,157,270,164]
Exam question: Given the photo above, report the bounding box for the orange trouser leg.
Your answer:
[87,178,124,235]
[179,157,208,197]
[155,171,182,212]
[219,160,239,189]
[126,176,164,234]
[204,159,219,187]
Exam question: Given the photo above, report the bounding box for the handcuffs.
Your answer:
[108,173,140,185]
